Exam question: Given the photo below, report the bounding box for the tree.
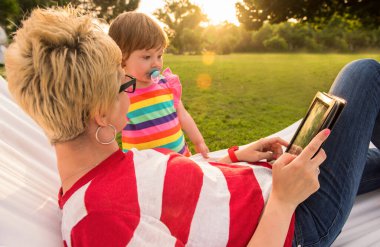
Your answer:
[251,23,274,51]
[236,0,380,30]
[276,22,313,51]
[71,0,139,22]
[181,27,203,54]
[154,0,207,54]
[263,36,288,52]
[0,0,20,32]
[202,23,241,54]
[4,0,139,34]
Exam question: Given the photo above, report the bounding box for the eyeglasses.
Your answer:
[119,75,136,93]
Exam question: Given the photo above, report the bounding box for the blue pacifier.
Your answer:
[150,69,160,78]
[150,68,162,83]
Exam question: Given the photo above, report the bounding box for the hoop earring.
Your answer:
[95,124,116,145]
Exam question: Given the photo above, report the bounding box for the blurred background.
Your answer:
[1,0,380,55]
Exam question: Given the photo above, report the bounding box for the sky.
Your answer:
[137,0,240,25]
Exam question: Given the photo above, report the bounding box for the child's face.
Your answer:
[124,47,164,86]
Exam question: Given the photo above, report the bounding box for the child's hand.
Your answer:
[234,137,289,163]
[195,142,210,158]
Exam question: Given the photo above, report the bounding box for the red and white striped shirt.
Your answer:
[58,149,294,246]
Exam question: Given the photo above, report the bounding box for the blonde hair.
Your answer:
[5,7,122,144]
[108,12,168,61]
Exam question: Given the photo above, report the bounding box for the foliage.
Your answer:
[4,0,378,54]
[180,27,203,54]
[0,66,5,78]
[71,0,139,22]
[236,0,380,31]
[154,0,207,54]
[234,27,255,52]
[251,23,274,50]
[263,36,288,52]
[202,23,241,54]
[198,14,380,53]
[276,22,313,51]
[0,0,20,31]
[1,0,139,34]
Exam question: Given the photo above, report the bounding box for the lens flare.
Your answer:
[196,73,212,89]
[202,52,215,65]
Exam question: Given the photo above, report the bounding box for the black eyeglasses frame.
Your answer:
[119,75,136,93]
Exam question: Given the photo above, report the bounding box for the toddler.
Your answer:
[109,12,209,158]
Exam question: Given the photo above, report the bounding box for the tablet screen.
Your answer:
[287,98,329,155]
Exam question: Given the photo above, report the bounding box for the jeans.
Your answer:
[292,59,380,247]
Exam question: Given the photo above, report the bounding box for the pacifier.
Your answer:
[150,68,162,83]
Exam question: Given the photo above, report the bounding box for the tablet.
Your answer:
[286,92,346,155]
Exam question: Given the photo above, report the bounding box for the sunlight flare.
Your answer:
[196,73,212,89]
[202,51,215,65]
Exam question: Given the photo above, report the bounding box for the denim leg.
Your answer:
[357,148,380,195]
[371,114,380,148]
[293,59,380,247]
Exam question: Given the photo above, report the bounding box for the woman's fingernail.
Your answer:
[325,129,331,136]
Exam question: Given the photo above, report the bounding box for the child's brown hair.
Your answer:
[109,12,168,63]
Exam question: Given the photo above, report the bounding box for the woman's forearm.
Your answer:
[247,193,296,247]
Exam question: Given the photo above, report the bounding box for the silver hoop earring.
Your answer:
[95,124,116,145]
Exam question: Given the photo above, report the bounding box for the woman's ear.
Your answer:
[94,113,108,127]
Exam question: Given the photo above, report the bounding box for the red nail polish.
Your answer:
[325,129,331,136]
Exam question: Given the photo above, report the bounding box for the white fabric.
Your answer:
[0,77,61,246]
[0,27,7,45]
[0,46,6,65]
[0,75,379,246]
[61,182,90,247]
[0,26,6,65]
[187,161,230,246]
[133,148,169,218]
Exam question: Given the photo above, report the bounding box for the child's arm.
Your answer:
[176,100,209,158]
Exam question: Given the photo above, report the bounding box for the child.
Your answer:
[109,12,209,158]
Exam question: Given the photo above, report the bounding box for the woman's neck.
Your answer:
[55,136,119,194]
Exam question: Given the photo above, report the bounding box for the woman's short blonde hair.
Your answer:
[5,7,122,144]
[108,12,168,61]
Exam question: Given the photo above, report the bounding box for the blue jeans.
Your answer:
[293,59,380,247]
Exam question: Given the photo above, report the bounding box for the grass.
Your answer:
[0,66,4,78]
[163,53,380,152]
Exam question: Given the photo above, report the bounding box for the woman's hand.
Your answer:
[235,137,289,163]
[271,129,330,210]
[218,136,288,163]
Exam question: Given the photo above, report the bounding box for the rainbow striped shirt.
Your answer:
[122,75,190,156]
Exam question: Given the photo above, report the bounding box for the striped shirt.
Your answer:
[122,69,190,156]
[59,149,295,247]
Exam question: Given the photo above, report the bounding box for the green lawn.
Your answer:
[164,53,380,152]
[0,66,4,78]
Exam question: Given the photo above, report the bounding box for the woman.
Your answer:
[5,7,380,247]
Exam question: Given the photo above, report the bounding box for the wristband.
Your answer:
[228,146,239,162]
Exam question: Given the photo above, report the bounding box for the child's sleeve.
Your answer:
[162,68,182,108]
